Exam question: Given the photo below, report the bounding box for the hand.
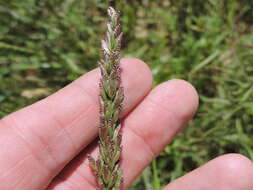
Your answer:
[0,58,252,190]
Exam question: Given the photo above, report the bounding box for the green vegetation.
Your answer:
[0,0,252,189]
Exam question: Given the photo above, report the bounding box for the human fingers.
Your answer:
[0,58,152,190]
[47,79,198,190]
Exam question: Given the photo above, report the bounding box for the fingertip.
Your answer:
[72,57,153,116]
[120,58,153,112]
[120,57,153,87]
[165,154,253,190]
[212,154,253,186]
[150,79,199,124]
[167,79,199,120]
[215,153,253,169]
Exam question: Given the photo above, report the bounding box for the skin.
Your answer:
[0,58,253,190]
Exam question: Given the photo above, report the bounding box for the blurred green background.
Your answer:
[0,0,253,189]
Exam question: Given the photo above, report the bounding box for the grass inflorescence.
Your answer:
[88,7,124,190]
